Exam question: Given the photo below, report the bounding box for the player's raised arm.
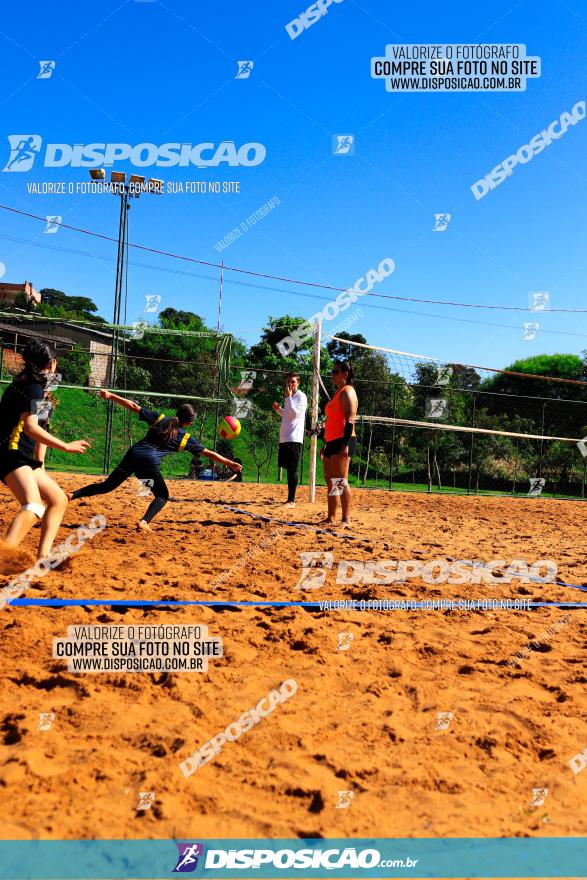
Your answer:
[99,390,141,414]
[200,448,243,473]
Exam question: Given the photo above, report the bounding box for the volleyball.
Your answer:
[218,415,241,440]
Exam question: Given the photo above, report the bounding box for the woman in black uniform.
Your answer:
[0,341,90,563]
[70,390,242,531]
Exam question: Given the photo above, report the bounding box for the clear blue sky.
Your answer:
[0,0,586,370]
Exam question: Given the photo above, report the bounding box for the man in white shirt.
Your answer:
[272,373,308,506]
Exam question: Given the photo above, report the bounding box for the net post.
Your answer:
[308,321,322,503]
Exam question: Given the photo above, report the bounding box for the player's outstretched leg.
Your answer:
[137,473,169,532]
[68,463,130,502]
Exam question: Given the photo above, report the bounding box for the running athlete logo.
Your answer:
[144,294,161,313]
[238,370,256,391]
[236,61,254,79]
[234,399,252,418]
[37,61,56,79]
[529,788,548,807]
[173,843,204,873]
[329,477,347,496]
[529,291,550,311]
[332,134,355,155]
[433,213,451,232]
[3,135,42,172]
[527,477,545,497]
[131,320,149,340]
[425,398,447,419]
[434,365,453,386]
[44,216,62,234]
[568,746,587,776]
[297,551,334,589]
[435,712,453,731]
[336,790,354,808]
[337,632,353,651]
[522,322,539,341]
[137,478,154,498]
[137,791,155,810]
[38,712,55,731]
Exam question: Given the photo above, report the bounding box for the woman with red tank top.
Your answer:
[321,360,358,527]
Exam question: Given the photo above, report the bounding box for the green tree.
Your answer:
[39,288,106,323]
[58,345,91,386]
[247,407,279,482]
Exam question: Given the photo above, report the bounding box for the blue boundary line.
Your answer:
[9,599,587,607]
[220,505,371,542]
[5,505,587,607]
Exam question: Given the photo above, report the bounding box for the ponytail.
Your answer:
[16,340,57,388]
[147,416,180,446]
[145,404,195,446]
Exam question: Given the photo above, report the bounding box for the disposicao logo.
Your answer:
[2,137,266,171]
[173,843,205,873]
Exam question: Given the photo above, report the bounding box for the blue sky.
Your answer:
[0,0,586,371]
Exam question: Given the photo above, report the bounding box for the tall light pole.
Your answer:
[88,169,163,472]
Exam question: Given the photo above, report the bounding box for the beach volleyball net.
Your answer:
[316,331,587,499]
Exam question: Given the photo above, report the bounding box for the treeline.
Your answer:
[7,290,587,493]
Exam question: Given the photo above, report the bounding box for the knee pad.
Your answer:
[22,502,46,519]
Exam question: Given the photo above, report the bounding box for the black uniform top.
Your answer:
[0,379,44,458]
[130,407,205,467]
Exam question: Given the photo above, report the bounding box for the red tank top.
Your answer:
[324,388,356,442]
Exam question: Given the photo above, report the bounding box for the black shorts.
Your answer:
[0,451,42,483]
[278,442,302,471]
[322,436,357,459]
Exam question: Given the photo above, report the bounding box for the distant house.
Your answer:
[0,318,114,387]
[0,280,41,307]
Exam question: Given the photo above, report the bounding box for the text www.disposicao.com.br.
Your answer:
[70,657,199,671]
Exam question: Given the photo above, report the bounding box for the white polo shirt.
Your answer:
[277,390,308,444]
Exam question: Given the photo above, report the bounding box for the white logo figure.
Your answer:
[137,478,154,498]
[425,398,447,419]
[433,213,451,232]
[45,371,62,393]
[130,320,148,340]
[336,790,354,809]
[44,216,62,234]
[3,134,42,172]
[577,436,587,458]
[297,551,334,589]
[528,477,545,497]
[568,746,587,776]
[332,135,355,156]
[236,61,254,79]
[337,632,353,651]
[38,712,55,731]
[144,294,161,313]
[329,477,347,496]
[434,365,453,386]
[435,712,453,731]
[32,400,53,421]
[137,791,155,810]
[37,61,56,79]
[238,370,256,391]
[529,787,548,807]
[234,399,252,418]
[529,291,550,311]
[522,322,539,341]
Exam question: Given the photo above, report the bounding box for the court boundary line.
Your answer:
[9,599,587,608]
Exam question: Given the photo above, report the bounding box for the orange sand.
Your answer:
[0,476,585,842]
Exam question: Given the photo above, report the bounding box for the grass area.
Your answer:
[6,386,585,501]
